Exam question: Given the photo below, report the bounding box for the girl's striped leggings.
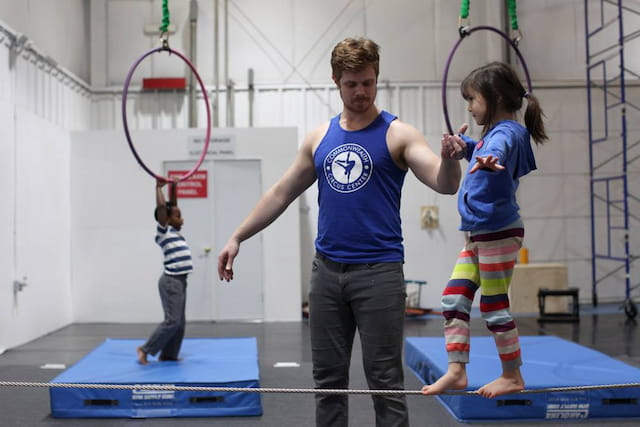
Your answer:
[441,227,524,371]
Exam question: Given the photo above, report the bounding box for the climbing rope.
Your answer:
[1,381,639,396]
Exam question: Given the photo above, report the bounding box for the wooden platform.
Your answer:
[509,263,569,313]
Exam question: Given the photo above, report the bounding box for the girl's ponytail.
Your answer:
[524,93,548,145]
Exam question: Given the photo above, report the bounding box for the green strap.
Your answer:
[460,0,470,19]
[507,0,519,30]
[460,0,518,30]
[159,0,170,33]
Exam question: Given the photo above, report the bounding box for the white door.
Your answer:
[163,160,215,321]
[213,159,264,320]
[163,159,264,321]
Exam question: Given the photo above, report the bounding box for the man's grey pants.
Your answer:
[309,253,409,427]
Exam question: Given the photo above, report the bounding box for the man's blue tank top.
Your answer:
[313,110,406,263]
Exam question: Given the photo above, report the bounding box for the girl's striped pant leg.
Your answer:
[441,247,479,364]
[474,229,524,370]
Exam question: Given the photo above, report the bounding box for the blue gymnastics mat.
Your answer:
[50,338,262,418]
[406,336,640,422]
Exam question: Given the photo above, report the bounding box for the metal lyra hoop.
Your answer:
[122,46,211,182]
[442,25,533,135]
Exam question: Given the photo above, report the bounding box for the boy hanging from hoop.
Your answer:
[137,179,193,364]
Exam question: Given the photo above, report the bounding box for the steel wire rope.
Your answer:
[1,380,639,396]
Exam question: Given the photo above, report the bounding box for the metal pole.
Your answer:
[248,68,254,127]
[616,0,631,303]
[500,1,511,64]
[213,0,219,127]
[189,0,198,128]
[584,0,598,306]
[224,0,233,126]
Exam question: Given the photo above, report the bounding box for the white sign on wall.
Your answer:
[188,134,236,158]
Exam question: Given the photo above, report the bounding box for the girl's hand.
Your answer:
[441,134,465,160]
[440,124,468,160]
[469,155,505,174]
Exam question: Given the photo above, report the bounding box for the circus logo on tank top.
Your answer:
[323,143,373,193]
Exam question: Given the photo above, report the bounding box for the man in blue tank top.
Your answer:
[218,37,463,427]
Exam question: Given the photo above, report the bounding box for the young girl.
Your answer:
[423,61,548,398]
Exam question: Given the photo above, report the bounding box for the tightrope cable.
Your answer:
[1,381,639,396]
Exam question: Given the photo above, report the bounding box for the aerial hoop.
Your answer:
[122,45,211,182]
[441,25,532,135]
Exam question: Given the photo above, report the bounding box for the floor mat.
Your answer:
[50,337,262,418]
[405,336,640,422]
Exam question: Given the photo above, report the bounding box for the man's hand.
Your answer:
[217,239,240,282]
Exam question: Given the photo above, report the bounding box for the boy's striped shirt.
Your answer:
[156,224,193,275]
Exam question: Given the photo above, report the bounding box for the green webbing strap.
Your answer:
[159,0,170,34]
[459,0,519,30]
[507,0,519,30]
[460,0,470,19]
[459,0,471,35]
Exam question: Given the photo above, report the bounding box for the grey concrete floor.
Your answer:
[0,304,638,426]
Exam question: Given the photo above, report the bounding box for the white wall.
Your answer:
[0,105,73,352]
[0,0,638,352]
[0,7,89,351]
[0,101,15,354]
[90,0,594,86]
[88,0,640,308]
[70,127,300,322]
[0,0,90,81]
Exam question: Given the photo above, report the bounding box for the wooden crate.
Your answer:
[509,263,569,314]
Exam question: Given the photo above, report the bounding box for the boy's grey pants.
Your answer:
[141,273,187,360]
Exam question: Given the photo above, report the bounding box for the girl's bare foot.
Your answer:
[136,347,149,365]
[421,363,467,395]
[476,369,524,398]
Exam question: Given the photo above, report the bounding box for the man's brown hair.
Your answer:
[331,37,380,81]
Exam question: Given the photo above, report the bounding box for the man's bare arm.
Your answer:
[217,127,324,281]
[390,121,462,194]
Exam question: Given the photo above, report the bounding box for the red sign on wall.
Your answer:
[167,170,208,198]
